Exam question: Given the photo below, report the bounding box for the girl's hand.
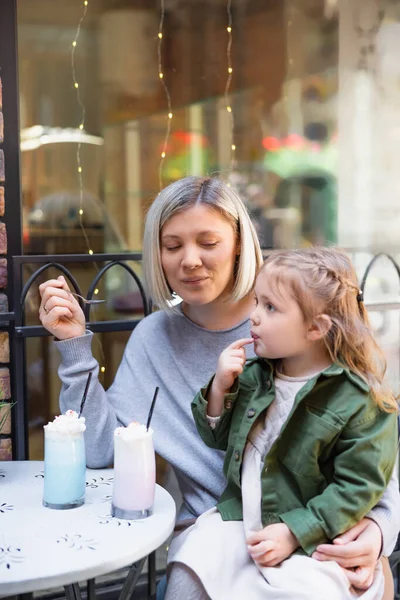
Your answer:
[247,523,299,567]
[312,518,381,590]
[39,276,86,340]
[212,338,254,395]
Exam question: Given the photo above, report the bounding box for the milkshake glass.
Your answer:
[43,410,86,509]
[111,422,156,519]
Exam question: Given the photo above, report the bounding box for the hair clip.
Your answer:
[356,290,364,303]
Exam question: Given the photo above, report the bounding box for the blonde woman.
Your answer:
[38,177,398,596]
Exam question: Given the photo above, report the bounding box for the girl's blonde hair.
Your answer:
[262,247,398,413]
[143,176,263,312]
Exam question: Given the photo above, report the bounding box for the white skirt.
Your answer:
[167,508,384,600]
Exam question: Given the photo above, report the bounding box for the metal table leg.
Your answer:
[147,551,157,598]
[117,557,146,600]
[87,578,96,600]
[64,583,83,600]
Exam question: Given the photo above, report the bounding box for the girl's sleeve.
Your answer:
[191,377,239,451]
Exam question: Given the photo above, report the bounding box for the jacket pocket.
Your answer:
[278,407,342,478]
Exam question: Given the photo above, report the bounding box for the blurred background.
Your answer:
[14,0,400,553]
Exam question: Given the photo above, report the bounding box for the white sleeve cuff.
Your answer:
[206,414,221,430]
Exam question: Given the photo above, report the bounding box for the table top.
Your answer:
[0,461,176,596]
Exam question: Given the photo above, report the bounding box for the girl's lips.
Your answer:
[250,332,259,340]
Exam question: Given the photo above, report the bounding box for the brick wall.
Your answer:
[0,77,12,461]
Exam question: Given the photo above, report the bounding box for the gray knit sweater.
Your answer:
[55,306,399,554]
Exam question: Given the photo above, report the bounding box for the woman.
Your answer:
[39,176,398,596]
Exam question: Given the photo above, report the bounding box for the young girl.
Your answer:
[166,247,398,600]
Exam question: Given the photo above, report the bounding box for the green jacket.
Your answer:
[192,359,398,556]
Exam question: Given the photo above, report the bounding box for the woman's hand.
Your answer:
[312,518,381,590]
[39,276,86,340]
[247,523,299,567]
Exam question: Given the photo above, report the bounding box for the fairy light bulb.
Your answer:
[88,249,93,255]
[79,209,84,215]
[225,2,235,170]
[157,0,172,189]
[100,366,106,373]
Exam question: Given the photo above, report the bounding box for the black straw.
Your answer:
[146,386,159,431]
[79,372,93,418]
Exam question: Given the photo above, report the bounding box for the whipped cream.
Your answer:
[114,421,153,441]
[44,409,86,435]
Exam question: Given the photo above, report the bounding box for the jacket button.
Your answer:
[225,400,233,409]
[266,380,272,389]
[247,408,256,418]
[234,450,240,461]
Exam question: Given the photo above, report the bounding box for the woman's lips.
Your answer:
[182,277,208,285]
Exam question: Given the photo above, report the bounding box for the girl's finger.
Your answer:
[247,540,275,556]
[228,338,254,350]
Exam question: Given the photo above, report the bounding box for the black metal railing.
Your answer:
[10,252,150,460]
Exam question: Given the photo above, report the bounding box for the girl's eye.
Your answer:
[266,303,276,312]
[201,242,218,248]
[165,246,181,251]
[254,296,258,306]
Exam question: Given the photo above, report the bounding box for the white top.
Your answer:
[0,461,176,595]
[242,371,310,535]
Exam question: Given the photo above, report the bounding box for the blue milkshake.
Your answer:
[43,410,86,510]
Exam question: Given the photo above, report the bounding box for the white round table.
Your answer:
[0,461,176,596]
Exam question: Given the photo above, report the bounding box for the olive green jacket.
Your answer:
[192,359,398,555]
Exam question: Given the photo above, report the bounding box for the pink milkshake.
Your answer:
[111,421,156,519]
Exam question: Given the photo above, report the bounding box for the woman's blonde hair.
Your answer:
[262,247,398,412]
[143,176,263,312]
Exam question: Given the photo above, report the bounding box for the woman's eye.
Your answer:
[165,246,181,251]
[201,242,218,248]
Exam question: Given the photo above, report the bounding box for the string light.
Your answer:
[71,0,105,378]
[100,366,106,373]
[157,0,173,189]
[94,288,99,295]
[225,0,235,171]
[71,0,93,257]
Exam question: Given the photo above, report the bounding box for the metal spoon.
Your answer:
[67,290,105,305]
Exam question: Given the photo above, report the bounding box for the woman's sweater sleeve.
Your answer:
[55,330,143,468]
[367,456,400,556]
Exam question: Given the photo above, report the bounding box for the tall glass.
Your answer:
[43,412,86,510]
[111,424,156,519]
